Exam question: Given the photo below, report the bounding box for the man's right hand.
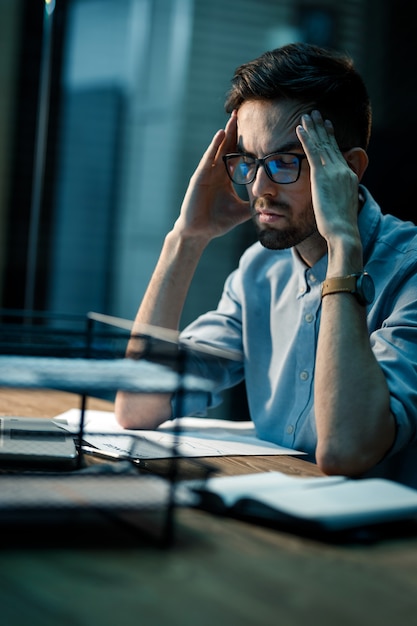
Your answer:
[174,111,251,243]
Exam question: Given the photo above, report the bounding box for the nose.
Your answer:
[250,162,277,197]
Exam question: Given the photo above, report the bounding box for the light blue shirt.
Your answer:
[176,187,417,487]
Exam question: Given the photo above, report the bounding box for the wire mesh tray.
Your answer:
[0,309,217,546]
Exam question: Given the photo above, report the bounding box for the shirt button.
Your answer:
[310,274,317,283]
[305,313,314,323]
[300,371,309,381]
[286,425,294,434]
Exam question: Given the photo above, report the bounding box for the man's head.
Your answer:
[223,43,371,260]
[225,42,371,152]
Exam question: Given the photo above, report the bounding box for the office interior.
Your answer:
[0,0,415,419]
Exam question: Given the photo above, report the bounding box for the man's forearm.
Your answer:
[115,229,208,429]
[314,293,394,476]
[133,229,208,330]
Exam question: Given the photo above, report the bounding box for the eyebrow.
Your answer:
[236,140,303,155]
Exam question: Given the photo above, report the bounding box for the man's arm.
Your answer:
[114,230,207,430]
[115,112,251,429]
[297,111,395,476]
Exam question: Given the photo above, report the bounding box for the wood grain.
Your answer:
[0,387,114,417]
[0,389,416,626]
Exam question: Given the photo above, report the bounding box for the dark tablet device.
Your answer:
[0,416,78,469]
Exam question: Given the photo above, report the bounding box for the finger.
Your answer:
[311,112,344,155]
[225,109,238,132]
[298,112,343,166]
[310,111,336,150]
[193,111,238,182]
[296,116,324,165]
[221,110,238,154]
[199,110,237,168]
[322,119,344,156]
[195,129,226,173]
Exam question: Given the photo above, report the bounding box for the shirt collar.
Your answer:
[357,184,382,263]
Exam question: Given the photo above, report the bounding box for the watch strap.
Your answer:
[321,274,359,298]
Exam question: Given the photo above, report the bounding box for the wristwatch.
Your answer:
[321,272,375,306]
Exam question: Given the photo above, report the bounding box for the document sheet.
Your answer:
[55,409,305,460]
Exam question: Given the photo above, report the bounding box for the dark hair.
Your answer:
[224,42,372,150]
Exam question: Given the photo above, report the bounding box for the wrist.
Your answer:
[165,227,210,259]
[326,234,363,277]
[322,272,375,306]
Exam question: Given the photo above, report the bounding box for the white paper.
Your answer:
[54,409,306,459]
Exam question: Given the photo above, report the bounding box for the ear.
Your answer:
[344,147,369,182]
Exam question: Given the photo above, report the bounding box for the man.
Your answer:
[115,43,417,486]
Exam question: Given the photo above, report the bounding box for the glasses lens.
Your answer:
[227,156,256,184]
[266,154,301,183]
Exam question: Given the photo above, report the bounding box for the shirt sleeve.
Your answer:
[170,269,245,418]
[369,268,417,456]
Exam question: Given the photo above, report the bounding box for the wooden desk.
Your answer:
[1,390,417,626]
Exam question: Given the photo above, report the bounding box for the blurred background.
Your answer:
[0,0,415,415]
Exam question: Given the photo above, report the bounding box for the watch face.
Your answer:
[358,272,375,305]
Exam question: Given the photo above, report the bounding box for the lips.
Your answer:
[252,200,289,226]
[255,202,285,219]
[257,211,283,224]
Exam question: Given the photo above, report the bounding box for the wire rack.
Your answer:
[0,309,213,547]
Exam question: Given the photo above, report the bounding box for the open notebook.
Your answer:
[185,471,417,540]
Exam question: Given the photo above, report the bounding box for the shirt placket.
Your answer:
[282,269,321,446]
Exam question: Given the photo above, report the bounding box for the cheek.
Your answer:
[293,182,311,203]
[290,172,312,202]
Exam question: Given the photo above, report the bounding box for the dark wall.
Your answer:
[2,0,69,309]
[363,2,417,224]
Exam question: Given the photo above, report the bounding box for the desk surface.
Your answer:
[1,389,417,626]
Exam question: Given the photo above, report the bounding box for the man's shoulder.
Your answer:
[361,188,417,258]
[376,211,417,254]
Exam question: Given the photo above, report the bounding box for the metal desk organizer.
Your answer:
[0,309,232,547]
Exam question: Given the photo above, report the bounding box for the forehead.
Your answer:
[237,99,307,153]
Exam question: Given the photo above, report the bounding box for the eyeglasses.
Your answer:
[223,152,307,185]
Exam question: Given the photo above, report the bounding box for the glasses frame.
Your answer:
[223,152,308,185]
